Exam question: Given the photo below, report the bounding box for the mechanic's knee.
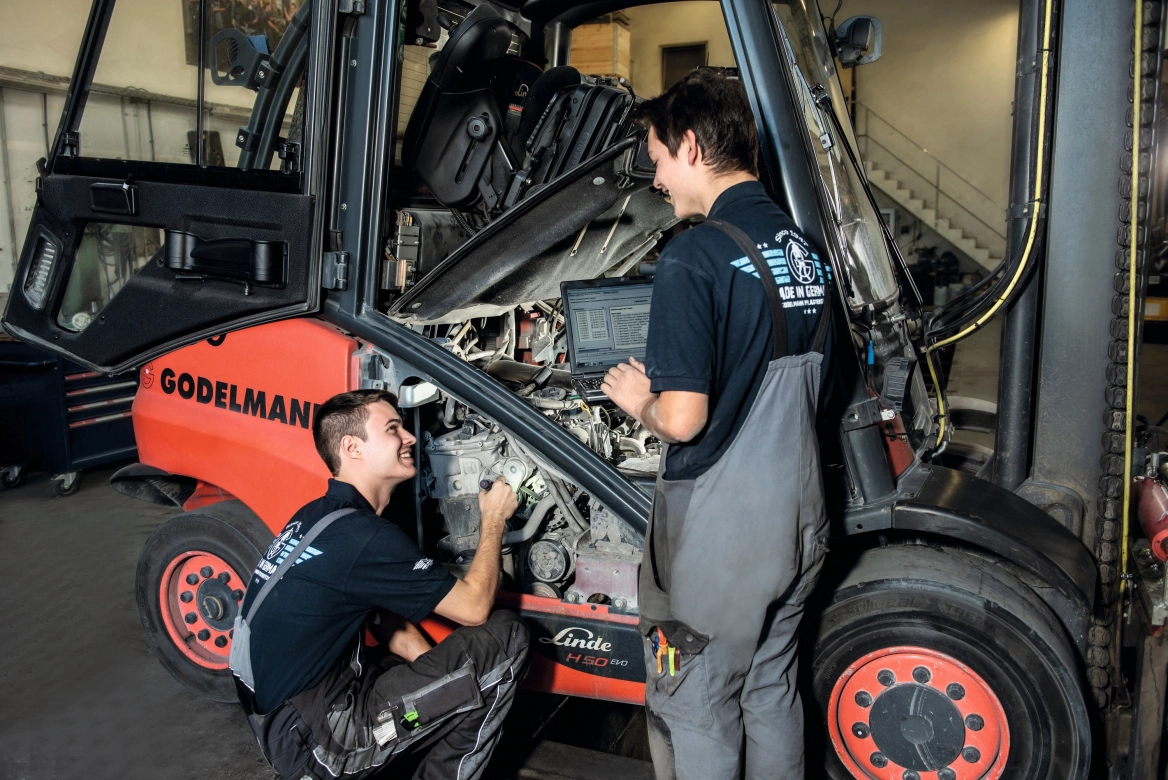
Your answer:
[487,609,529,658]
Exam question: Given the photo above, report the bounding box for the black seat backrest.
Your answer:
[402,4,513,208]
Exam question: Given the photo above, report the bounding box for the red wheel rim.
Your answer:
[158,550,245,670]
[827,646,1010,780]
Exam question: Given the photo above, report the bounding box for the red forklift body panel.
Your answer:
[133,319,355,531]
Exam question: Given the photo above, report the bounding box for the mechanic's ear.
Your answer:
[685,129,700,167]
[339,433,364,464]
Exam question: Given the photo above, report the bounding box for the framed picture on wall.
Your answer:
[182,0,303,68]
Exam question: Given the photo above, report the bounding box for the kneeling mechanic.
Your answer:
[230,388,529,780]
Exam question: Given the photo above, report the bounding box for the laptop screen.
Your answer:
[563,280,654,371]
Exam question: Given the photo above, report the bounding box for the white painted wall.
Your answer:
[623,2,736,97]
[841,0,1019,207]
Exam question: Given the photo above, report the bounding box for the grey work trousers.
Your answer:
[643,537,825,780]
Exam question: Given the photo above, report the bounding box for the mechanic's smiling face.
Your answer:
[648,126,704,219]
[355,400,417,482]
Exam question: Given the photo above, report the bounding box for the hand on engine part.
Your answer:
[478,476,517,537]
[602,356,655,422]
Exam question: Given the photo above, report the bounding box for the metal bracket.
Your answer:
[338,0,366,14]
[322,251,350,291]
[842,397,882,432]
[276,139,300,174]
[59,131,79,158]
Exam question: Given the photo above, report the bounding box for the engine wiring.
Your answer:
[921,0,1055,453]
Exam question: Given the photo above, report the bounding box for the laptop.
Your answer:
[560,277,654,404]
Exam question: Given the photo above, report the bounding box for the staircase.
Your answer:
[864,160,1001,270]
[855,103,1008,273]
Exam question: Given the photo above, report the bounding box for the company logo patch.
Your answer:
[786,239,817,284]
[413,558,434,571]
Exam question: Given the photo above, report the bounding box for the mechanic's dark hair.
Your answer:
[313,389,401,476]
[635,67,758,176]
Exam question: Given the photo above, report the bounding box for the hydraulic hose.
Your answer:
[924,0,1055,450]
[1121,0,1144,602]
[501,495,557,545]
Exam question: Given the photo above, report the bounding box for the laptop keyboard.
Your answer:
[576,376,605,392]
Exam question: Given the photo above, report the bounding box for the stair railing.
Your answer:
[855,103,1007,258]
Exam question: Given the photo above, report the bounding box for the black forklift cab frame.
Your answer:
[3,0,1097,671]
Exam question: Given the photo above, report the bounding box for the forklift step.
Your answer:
[513,741,654,780]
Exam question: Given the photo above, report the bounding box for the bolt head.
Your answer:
[200,566,213,578]
[197,629,210,641]
[912,666,932,684]
[218,572,231,583]
[851,722,870,739]
[902,771,920,780]
[214,636,228,648]
[186,573,199,585]
[869,752,888,768]
[938,770,956,780]
[877,669,896,687]
[180,591,193,603]
[184,612,198,624]
[965,714,984,731]
[946,682,965,700]
[854,690,873,708]
[962,746,981,763]
[232,589,244,601]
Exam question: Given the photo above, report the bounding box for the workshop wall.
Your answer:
[623,2,735,97]
[840,0,1019,208]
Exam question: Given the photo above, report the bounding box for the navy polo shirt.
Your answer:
[645,180,832,480]
[242,479,456,713]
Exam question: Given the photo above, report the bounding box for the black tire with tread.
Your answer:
[808,544,1091,780]
[135,500,273,702]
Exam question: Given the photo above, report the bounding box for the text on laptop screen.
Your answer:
[567,284,653,369]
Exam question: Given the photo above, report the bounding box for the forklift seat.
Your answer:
[402,3,513,208]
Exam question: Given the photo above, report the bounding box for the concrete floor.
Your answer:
[0,467,272,780]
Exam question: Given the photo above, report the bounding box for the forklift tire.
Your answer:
[136,500,273,702]
[809,544,1091,780]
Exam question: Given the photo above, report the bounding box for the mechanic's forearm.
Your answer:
[388,620,432,662]
[462,526,502,622]
[636,395,683,444]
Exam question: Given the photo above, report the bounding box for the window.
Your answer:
[57,224,162,332]
[74,0,306,172]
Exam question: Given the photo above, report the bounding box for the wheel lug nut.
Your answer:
[912,665,931,684]
[232,589,244,601]
[184,612,198,624]
[180,591,193,603]
[869,752,888,768]
[962,746,981,763]
[851,722,869,739]
[902,771,919,780]
[938,769,957,780]
[877,669,895,686]
[186,573,199,585]
[218,572,231,583]
[197,629,210,641]
[966,714,984,731]
[214,636,228,648]
[946,682,965,700]
[854,690,872,708]
[200,566,213,578]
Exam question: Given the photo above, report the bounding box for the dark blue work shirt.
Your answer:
[645,180,832,480]
[242,479,455,713]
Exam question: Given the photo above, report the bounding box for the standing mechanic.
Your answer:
[230,389,529,780]
[602,69,831,779]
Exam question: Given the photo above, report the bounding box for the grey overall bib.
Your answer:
[638,219,830,780]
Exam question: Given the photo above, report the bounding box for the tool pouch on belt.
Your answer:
[367,662,484,747]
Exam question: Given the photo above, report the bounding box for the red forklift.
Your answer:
[4,0,1166,776]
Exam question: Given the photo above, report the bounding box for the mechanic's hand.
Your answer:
[478,476,517,537]
[602,357,655,421]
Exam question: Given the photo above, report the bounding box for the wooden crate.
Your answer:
[571,19,631,81]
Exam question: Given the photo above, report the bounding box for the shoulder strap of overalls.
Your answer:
[705,218,788,360]
[706,218,833,357]
[242,507,358,623]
